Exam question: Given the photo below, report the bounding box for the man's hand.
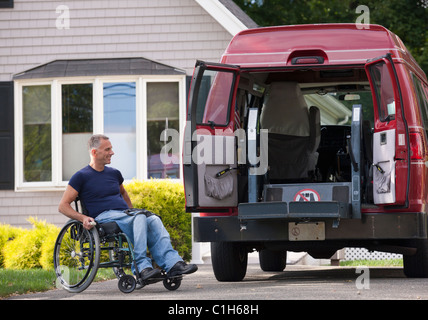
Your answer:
[82,216,96,230]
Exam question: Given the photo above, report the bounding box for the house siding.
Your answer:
[0,0,248,228]
[0,0,233,81]
[0,190,67,228]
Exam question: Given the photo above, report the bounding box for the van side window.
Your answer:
[412,73,428,134]
[368,61,396,122]
[195,70,235,126]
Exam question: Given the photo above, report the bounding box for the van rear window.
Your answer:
[195,70,235,126]
[368,61,396,122]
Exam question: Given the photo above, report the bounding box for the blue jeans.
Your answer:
[95,210,182,274]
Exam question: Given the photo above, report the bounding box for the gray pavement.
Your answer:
[6,263,428,301]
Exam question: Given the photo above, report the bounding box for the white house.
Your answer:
[0,0,257,228]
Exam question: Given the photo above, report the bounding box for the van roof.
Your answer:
[222,23,425,79]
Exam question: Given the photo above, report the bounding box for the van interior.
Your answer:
[232,67,375,206]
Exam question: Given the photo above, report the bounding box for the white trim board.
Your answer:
[195,0,248,36]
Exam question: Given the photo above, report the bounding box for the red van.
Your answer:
[183,24,428,281]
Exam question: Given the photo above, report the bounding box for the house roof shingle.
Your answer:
[13,57,186,80]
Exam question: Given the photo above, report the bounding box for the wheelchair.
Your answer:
[53,199,182,294]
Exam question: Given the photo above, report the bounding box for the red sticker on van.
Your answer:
[293,189,321,201]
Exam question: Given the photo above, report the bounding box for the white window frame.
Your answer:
[57,78,95,186]
[14,74,186,191]
[142,77,186,180]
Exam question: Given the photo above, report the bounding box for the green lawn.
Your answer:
[340,259,403,267]
[0,268,116,299]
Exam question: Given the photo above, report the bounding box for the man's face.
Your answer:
[94,138,114,165]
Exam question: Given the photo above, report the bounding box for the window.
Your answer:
[147,82,180,179]
[62,83,93,180]
[103,82,136,180]
[303,90,374,126]
[15,76,185,190]
[412,73,428,132]
[23,85,51,182]
[367,61,396,122]
[196,70,235,126]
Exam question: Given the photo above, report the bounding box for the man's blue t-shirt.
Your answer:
[69,165,129,218]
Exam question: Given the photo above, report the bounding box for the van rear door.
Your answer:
[365,53,409,206]
[183,61,240,212]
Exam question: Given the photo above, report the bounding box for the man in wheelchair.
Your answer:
[58,134,198,283]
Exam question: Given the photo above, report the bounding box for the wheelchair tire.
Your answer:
[54,220,100,293]
[118,275,136,293]
[163,277,182,291]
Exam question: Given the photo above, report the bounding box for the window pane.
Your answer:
[62,84,93,180]
[23,85,51,182]
[369,62,396,122]
[103,82,136,179]
[195,70,234,126]
[147,82,180,179]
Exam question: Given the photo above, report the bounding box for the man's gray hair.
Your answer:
[88,134,109,151]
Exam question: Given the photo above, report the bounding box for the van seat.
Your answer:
[260,82,320,181]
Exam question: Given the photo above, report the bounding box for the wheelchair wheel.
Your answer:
[163,276,182,291]
[54,220,100,293]
[118,275,136,293]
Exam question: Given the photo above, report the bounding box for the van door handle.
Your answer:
[373,163,385,174]
[215,167,237,178]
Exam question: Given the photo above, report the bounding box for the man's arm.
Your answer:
[120,184,133,208]
[58,185,95,229]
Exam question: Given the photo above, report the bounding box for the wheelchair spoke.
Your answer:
[54,220,100,293]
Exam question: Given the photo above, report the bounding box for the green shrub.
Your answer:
[1,180,191,270]
[0,223,24,268]
[125,180,192,262]
[2,217,59,270]
[39,226,60,270]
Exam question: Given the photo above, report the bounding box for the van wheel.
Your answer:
[404,239,428,278]
[259,249,287,271]
[211,242,248,281]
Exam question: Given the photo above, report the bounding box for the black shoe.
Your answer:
[168,261,198,277]
[140,267,162,281]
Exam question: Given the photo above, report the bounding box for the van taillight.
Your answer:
[291,56,324,65]
[288,49,327,65]
[409,132,425,160]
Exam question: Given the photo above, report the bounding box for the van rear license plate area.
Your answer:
[288,222,325,241]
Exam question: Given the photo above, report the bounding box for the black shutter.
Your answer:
[0,0,13,8]
[0,81,14,189]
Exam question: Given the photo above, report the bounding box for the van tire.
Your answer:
[210,242,248,281]
[259,249,287,271]
[403,239,428,278]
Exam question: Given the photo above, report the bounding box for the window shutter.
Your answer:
[0,81,14,189]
